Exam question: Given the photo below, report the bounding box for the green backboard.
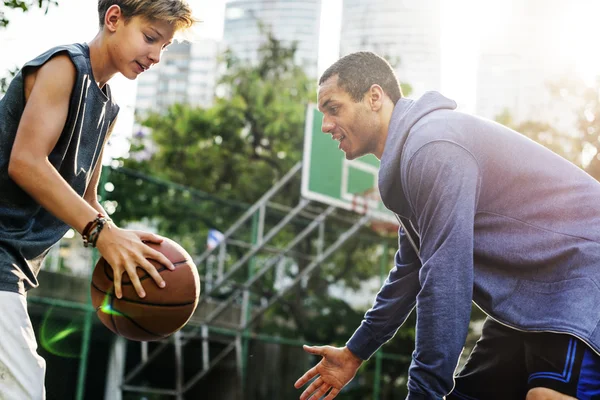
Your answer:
[301,104,396,223]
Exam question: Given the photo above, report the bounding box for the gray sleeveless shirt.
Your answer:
[0,43,120,294]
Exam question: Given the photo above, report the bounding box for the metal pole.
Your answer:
[241,210,261,397]
[75,310,93,400]
[241,214,370,330]
[196,162,302,265]
[76,164,110,399]
[373,241,389,400]
[174,332,184,400]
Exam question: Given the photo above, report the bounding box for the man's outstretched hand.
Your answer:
[294,345,363,400]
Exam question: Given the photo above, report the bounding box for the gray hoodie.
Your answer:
[346,91,600,399]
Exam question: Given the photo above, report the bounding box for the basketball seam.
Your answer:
[102,259,190,286]
[90,282,197,307]
[108,297,163,340]
[110,295,120,337]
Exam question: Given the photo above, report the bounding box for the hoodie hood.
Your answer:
[378,91,457,217]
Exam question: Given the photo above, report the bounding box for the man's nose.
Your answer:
[321,117,334,133]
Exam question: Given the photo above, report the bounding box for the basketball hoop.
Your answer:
[350,188,399,236]
[350,187,380,215]
[369,219,399,236]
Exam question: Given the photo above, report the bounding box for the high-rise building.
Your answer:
[475,0,579,130]
[339,0,442,98]
[135,38,221,115]
[223,0,321,78]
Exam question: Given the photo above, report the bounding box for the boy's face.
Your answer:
[317,75,382,160]
[108,12,176,80]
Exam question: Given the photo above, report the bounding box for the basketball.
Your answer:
[90,237,200,341]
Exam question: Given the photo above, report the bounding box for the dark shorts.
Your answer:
[447,318,600,400]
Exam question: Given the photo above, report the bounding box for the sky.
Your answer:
[1,0,598,158]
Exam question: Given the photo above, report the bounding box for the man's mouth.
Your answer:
[136,61,149,71]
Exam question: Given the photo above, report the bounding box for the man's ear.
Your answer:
[368,84,385,111]
[104,4,123,33]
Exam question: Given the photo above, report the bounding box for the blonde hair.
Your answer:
[98,0,197,31]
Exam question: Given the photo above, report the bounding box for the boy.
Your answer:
[0,1,196,398]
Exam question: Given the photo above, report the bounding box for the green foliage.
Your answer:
[1,0,57,28]
[496,76,600,178]
[0,66,18,94]
[547,77,600,178]
[1,0,57,93]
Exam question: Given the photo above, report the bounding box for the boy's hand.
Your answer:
[95,225,175,299]
[295,345,363,400]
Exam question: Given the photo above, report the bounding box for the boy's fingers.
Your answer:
[138,231,164,244]
[125,266,145,298]
[113,269,123,299]
[140,258,166,288]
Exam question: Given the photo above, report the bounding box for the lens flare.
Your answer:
[97,293,124,316]
[39,307,84,358]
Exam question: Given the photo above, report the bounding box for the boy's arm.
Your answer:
[9,54,173,298]
[9,54,98,233]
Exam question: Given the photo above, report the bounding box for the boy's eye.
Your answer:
[144,34,155,43]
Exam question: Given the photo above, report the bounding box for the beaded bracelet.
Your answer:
[83,213,110,248]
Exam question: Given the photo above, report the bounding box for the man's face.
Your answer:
[317,75,380,160]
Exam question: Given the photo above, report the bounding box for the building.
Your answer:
[223,0,322,78]
[135,38,221,115]
[475,0,580,131]
[339,0,442,98]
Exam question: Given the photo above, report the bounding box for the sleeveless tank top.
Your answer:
[0,43,120,294]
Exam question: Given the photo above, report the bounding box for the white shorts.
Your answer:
[0,291,46,400]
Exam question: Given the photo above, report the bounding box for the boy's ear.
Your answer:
[104,5,123,32]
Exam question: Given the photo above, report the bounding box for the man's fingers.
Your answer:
[323,388,340,400]
[303,345,326,356]
[299,377,322,400]
[295,365,318,388]
[139,259,166,289]
[307,383,331,400]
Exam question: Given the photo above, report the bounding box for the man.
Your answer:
[294,51,600,399]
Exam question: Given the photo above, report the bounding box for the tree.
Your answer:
[0,66,18,94]
[1,0,57,28]
[546,76,600,179]
[1,1,59,94]
[495,76,600,176]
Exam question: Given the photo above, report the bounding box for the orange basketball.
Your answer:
[90,237,200,341]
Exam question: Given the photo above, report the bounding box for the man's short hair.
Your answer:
[98,0,196,31]
[319,52,403,104]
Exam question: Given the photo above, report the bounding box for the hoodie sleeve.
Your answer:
[346,226,422,360]
[404,140,480,399]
